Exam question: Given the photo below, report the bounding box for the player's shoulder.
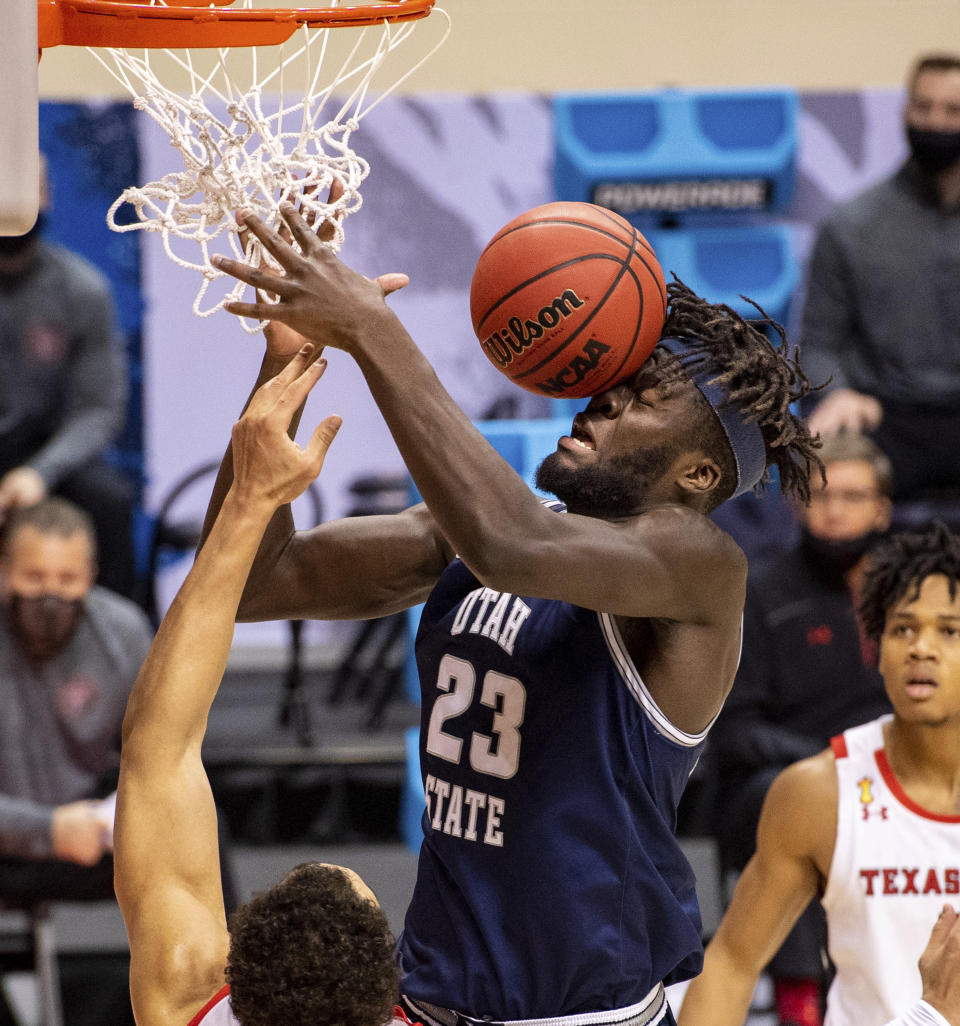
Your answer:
[759,749,838,859]
[629,505,747,579]
[768,748,839,820]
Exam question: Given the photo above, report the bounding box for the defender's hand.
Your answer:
[230,342,341,511]
[919,905,960,1023]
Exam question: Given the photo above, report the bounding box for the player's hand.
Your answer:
[807,388,883,436]
[212,204,409,352]
[919,905,960,1023]
[230,342,341,511]
[0,467,47,521]
[51,801,109,866]
[239,180,344,362]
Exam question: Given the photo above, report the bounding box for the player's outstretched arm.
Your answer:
[115,347,340,1026]
[678,751,836,1026]
[198,317,451,625]
[212,206,745,630]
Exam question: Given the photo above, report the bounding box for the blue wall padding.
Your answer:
[553,88,798,224]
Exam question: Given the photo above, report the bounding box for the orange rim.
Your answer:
[38,0,435,49]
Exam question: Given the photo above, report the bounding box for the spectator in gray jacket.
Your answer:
[0,498,152,890]
[0,158,137,597]
[802,52,960,503]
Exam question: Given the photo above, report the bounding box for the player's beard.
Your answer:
[535,443,676,517]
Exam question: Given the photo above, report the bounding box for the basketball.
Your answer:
[469,201,667,399]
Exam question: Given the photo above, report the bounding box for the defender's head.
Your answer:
[860,523,960,726]
[226,862,398,1026]
[535,279,823,518]
[0,498,97,660]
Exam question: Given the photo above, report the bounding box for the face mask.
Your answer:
[906,126,960,174]
[800,528,882,581]
[3,592,83,661]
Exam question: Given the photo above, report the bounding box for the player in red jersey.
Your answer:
[680,523,960,1026]
[114,349,402,1026]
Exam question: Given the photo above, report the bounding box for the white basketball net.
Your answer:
[87,2,449,330]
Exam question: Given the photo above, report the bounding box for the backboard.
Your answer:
[0,0,40,235]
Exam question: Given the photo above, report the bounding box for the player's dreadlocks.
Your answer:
[860,522,960,642]
[661,278,824,503]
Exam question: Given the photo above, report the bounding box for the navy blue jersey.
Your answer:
[398,516,710,1020]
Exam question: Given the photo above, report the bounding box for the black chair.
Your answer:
[0,904,64,1026]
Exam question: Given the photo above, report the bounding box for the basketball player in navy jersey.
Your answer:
[204,204,821,1026]
[112,351,406,1026]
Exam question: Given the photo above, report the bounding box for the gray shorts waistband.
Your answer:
[402,983,667,1026]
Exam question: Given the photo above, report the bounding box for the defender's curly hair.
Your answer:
[660,278,824,504]
[226,863,398,1026]
[860,522,960,642]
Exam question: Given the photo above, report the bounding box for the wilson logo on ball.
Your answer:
[480,288,586,368]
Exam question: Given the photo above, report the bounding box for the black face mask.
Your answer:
[906,126,960,174]
[800,528,883,582]
[0,212,45,264]
[3,592,83,661]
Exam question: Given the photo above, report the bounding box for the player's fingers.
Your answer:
[311,178,346,240]
[276,355,329,414]
[223,299,280,322]
[212,253,294,297]
[304,414,343,471]
[939,904,960,938]
[276,175,303,242]
[280,201,332,257]
[926,905,960,959]
[242,345,320,419]
[236,210,303,273]
[327,178,345,205]
[377,272,410,297]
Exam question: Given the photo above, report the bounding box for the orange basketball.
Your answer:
[470,201,667,399]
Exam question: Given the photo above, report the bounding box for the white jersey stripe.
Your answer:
[598,611,713,748]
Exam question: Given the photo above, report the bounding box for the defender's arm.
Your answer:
[678,751,837,1026]
[115,350,339,1026]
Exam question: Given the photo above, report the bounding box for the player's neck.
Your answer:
[884,717,960,815]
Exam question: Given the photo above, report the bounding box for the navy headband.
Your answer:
[655,336,767,499]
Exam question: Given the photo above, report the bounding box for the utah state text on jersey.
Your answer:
[450,587,531,654]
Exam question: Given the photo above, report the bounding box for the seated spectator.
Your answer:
[0,158,138,599]
[0,498,153,1026]
[711,432,894,1026]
